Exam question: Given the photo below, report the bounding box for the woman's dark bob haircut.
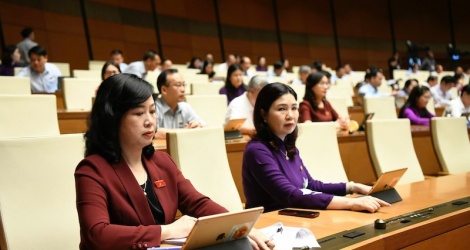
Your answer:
[85,73,155,163]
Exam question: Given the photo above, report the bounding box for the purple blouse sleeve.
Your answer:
[402,107,432,125]
[243,142,346,210]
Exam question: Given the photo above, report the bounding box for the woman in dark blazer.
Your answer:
[75,74,272,250]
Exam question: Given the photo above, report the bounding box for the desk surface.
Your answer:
[255,173,470,249]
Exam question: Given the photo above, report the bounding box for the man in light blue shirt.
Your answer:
[154,69,204,139]
[17,46,62,93]
[358,69,395,97]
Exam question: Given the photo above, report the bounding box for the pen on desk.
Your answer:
[268,226,283,240]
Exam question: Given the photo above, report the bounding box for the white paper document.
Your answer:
[261,222,320,249]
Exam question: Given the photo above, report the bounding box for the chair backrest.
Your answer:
[327,97,349,117]
[366,119,425,184]
[327,86,354,107]
[88,60,107,70]
[72,69,101,79]
[0,134,84,249]
[191,82,224,95]
[0,76,31,94]
[166,127,243,211]
[297,123,349,183]
[426,97,436,115]
[184,74,210,84]
[431,117,470,174]
[289,84,305,104]
[364,96,397,119]
[0,95,59,139]
[185,95,227,127]
[143,71,159,94]
[50,62,70,77]
[63,78,99,110]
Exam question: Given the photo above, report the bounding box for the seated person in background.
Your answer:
[188,56,202,69]
[256,56,267,71]
[282,58,292,73]
[155,69,204,139]
[109,49,128,72]
[0,45,24,76]
[242,82,389,213]
[161,58,172,70]
[330,65,345,85]
[422,75,438,88]
[291,65,311,85]
[343,63,355,76]
[358,67,397,97]
[267,61,286,78]
[435,64,444,74]
[75,73,272,250]
[430,75,455,107]
[205,53,213,62]
[449,84,470,117]
[216,54,235,74]
[240,56,254,78]
[454,73,465,90]
[421,50,436,72]
[220,64,248,104]
[101,61,121,81]
[199,60,215,80]
[225,76,268,137]
[311,60,326,73]
[299,72,350,130]
[124,50,161,78]
[399,86,435,126]
[397,78,419,97]
[17,45,62,93]
[406,63,420,77]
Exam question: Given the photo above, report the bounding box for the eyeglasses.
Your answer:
[319,81,330,86]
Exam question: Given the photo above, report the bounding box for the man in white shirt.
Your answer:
[110,49,128,72]
[330,65,345,85]
[291,65,311,85]
[124,50,161,78]
[240,56,254,78]
[267,61,287,78]
[217,54,236,75]
[154,69,204,139]
[225,76,268,136]
[430,75,455,107]
[450,84,470,117]
[17,45,62,93]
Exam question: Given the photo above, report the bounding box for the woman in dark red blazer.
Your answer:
[75,74,272,250]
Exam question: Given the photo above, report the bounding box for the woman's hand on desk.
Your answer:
[160,215,197,241]
[247,228,275,250]
[349,196,391,213]
[351,183,372,195]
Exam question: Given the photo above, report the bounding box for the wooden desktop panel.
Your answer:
[255,173,470,249]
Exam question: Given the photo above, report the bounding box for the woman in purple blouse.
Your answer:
[399,85,435,126]
[242,83,389,213]
[219,64,248,104]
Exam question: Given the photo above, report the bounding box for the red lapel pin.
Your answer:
[154,180,166,188]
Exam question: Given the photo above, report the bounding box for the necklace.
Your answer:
[281,149,289,160]
[141,181,147,196]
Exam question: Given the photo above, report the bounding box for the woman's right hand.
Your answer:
[349,196,390,213]
[160,215,197,240]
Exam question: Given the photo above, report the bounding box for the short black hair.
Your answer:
[143,50,158,61]
[28,45,47,57]
[274,61,283,70]
[461,84,470,97]
[110,49,123,56]
[440,75,455,85]
[156,68,178,93]
[20,27,33,39]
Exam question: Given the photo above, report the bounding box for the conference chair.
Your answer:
[185,95,227,127]
[363,96,397,119]
[366,119,425,184]
[166,127,243,211]
[184,74,210,84]
[431,117,470,174]
[335,79,354,97]
[143,71,159,93]
[191,82,224,95]
[426,97,436,115]
[328,86,354,107]
[327,96,349,118]
[72,69,101,79]
[0,95,59,139]
[297,123,349,183]
[289,84,305,104]
[0,133,84,250]
[0,76,30,94]
[88,60,107,70]
[50,62,71,77]
[62,78,99,110]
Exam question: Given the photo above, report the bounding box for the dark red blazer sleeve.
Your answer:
[299,100,313,123]
[324,100,339,121]
[75,151,227,250]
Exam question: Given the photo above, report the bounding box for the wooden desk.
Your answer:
[255,173,470,249]
[57,109,88,134]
